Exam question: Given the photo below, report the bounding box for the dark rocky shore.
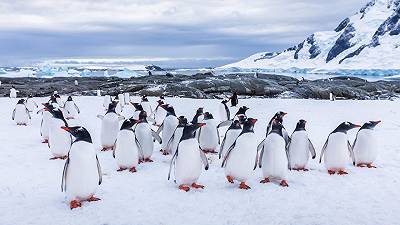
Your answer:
[0,73,399,100]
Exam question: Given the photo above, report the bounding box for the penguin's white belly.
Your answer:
[64,102,78,118]
[224,133,257,182]
[121,105,136,119]
[135,123,154,159]
[199,120,218,150]
[324,133,350,169]
[262,134,288,179]
[171,128,184,156]
[124,93,130,104]
[161,116,178,152]
[66,142,99,200]
[175,139,202,185]
[115,130,138,168]
[118,94,125,106]
[49,119,70,157]
[14,105,29,124]
[354,130,378,164]
[219,104,229,121]
[155,109,166,126]
[41,111,52,139]
[288,131,310,168]
[26,100,37,112]
[100,114,120,147]
[221,129,242,158]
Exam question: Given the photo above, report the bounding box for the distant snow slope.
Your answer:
[1,96,399,225]
[221,0,400,72]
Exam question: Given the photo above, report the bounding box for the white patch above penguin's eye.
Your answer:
[345,122,350,126]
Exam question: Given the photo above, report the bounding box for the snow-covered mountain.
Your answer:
[221,0,400,74]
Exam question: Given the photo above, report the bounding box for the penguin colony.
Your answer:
[10,91,382,210]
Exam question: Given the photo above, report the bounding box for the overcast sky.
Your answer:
[0,0,368,67]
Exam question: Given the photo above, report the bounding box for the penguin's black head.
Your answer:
[17,99,25,104]
[333,122,361,133]
[237,106,249,115]
[54,94,61,98]
[238,115,246,124]
[132,103,143,111]
[28,94,33,98]
[107,101,118,113]
[160,95,165,100]
[49,95,57,103]
[61,126,92,143]
[229,120,242,129]
[120,118,139,130]
[178,116,188,126]
[196,107,204,115]
[138,111,148,121]
[67,96,73,101]
[141,95,149,102]
[181,123,206,140]
[161,104,175,116]
[157,100,164,106]
[360,120,381,130]
[42,103,54,112]
[270,120,284,136]
[274,111,287,122]
[221,99,228,104]
[241,118,257,134]
[50,109,67,126]
[203,112,214,120]
[294,119,307,131]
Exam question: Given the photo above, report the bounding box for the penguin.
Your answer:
[134,111,162,162]
[191,108,204,124]
[217,106,249,128]
[123,92,130,105]
[48,109,71,160]
[229,92,238,107]
[153,100,167,126]
[61,126,102,209]
[266,111,287,136]
[53,94,64,107]
[37,103,54,143]
[219,120,242,159]
[198,112,220,153]
[258,121,290,187]
[97,102,125,151]
[319,122,360,175]
[117,93,125,106]
[222,118,258,190]
[63,96,80,119]
[352,120,381,168]
[166,116,188,156]
[9,87,18,98]
[12,99,31,126]
[141,95,153,118]
[25,95,38,112]
[103,95,112,110]
[168,123,209,192]
[287,120,316,171]
[218,99,230,122]
[114,118,140,172]
[159,105,179,155]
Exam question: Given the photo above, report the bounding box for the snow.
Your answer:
[1,96,400,224]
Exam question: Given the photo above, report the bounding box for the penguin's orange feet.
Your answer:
[367,164,377,168]
[239,182,251,190]
[179,185,190,192]
[226,176,234,183]
[260,177,270,184]
[70,200,82,209]
[338,170,348,175]
[60,155,68,160]
[87,196,101,202]
[42,140,48,144]
[280,180,289,187]
[357,163,366,167]
[117,168,127,172]
[328,170,336,175]
[129,167,137,173]
[144,158,153,162]
[191,183,204,189]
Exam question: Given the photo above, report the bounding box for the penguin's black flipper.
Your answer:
[257,139,265,153]
[40,119,43,136]
[347,140,356,166]
[96,155,102,185]
[352,131,359,149]
[258,147,265,168]
[25,107,31,119]
[12,109,16,120]
[217,120,233,128]
[286,147,291,170]
[282,127,290,148]
[168,150,178,181]
[156,123,164,135]
[219,132,228,159]
[134,136,144,159]
[74,103,80,114]
[221,140,238,168]
[224,103,230,120]
[319,135,330,163]
[112,140,117,158]
[165,127,178,150]
[199,149,209,170]
[253,147,259,170]
[308,138,316,159]
[217,128,221,145]
[151,129,162,144]
[61,157,70,192]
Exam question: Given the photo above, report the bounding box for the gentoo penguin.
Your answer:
[229,92,238,107]
[168,123,209,192]
[117,93,125,106]
[61,126,102,209]
[123,92,130,105]
[97,102,125,151]
[219,120,242,159]
[63,96,80,119]
[166,116,188,156]
[103,95,112,110]
[159,105,179,155]
[12,99,31,126]
[319,122,360,175]
[287,120,316,171]
[114,118,140,172]
[198,112,220,153]
[258,121,290,187]
[353,120,381,168]
[9,87,18,98]
[37,103,54,143]
[266,111,287,136]
[217,106,249,128]
[135,111,162,162]
[222,118,258,190]
[48,109,71,160]
[141,96,153,118]
[26,95,38,112]
[153,100,167,126]
[219,99,230,122]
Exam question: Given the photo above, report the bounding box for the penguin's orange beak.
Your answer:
[375,120,382,124]
[354,124,361,128]
[250,118,258,124]
[61,126,70,131]
[283,112,288,115]
[198,123,206,127]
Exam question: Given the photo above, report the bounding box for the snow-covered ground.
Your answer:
[1,96,400,225]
